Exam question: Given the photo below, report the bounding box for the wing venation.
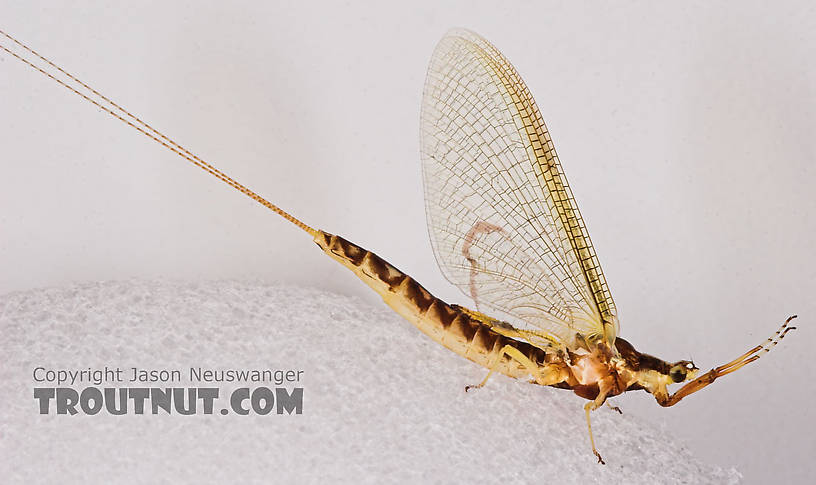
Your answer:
[420,29,618,348]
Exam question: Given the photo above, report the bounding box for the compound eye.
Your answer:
[669,365,687,383]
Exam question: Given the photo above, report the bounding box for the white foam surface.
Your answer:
[0,280,740,484]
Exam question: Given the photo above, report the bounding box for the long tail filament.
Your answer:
[0,28,317,237]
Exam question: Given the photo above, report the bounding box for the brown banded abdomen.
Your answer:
[314,231,550,380]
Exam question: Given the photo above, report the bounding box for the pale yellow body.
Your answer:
[314,230,716,408]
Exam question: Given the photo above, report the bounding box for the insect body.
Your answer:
[1,28,795,464]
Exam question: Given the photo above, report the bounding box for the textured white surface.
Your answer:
[1,281,739,484]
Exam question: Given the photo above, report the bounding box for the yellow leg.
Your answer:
[584,388,611,464]
[658,315,797,407]
[465,344,564,391]
[584,403,604,464]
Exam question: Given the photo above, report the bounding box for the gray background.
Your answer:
[1,1,814,483]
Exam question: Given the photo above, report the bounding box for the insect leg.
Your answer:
[584,390,610,464]
[658,315,797,407]
[465,344,565,391]
[605,400,622,414]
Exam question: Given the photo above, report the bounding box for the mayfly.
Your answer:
[1,28,796,463]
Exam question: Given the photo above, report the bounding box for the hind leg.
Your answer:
[465,344,566,391]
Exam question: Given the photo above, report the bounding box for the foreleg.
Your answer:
[658,315,796,407]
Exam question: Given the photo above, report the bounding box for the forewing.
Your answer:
[420,30,618,348]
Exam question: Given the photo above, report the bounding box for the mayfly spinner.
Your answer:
[1,28,796,463]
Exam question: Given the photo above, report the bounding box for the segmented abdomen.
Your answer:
[314,230,548,380]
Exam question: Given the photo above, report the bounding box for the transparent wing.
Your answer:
[420,29,618,349]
